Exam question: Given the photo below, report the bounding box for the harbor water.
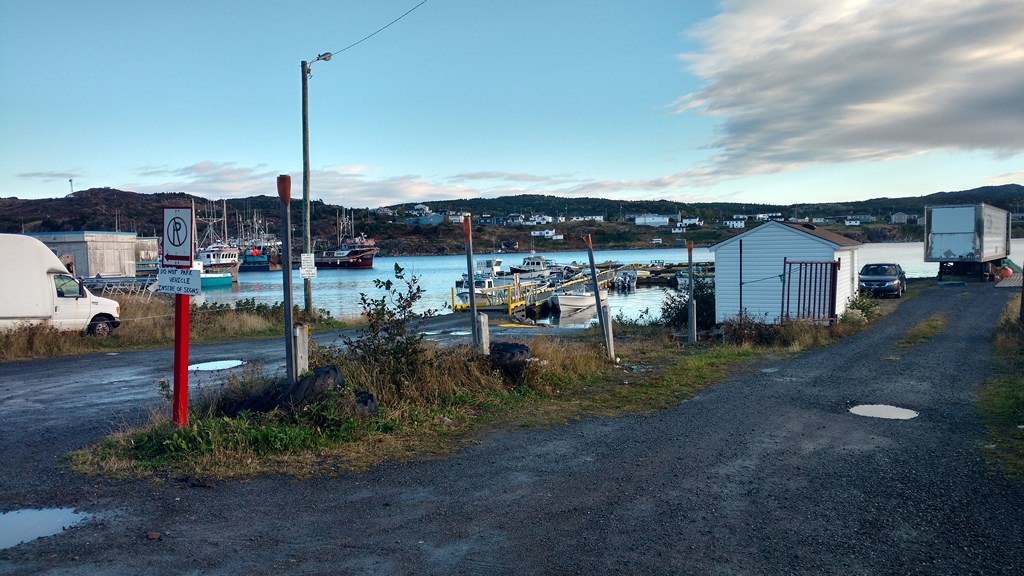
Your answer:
[197,240,1024,324]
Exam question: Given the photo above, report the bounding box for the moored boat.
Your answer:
[315,210,378,269]
[509,254,552,279]
[552,286,608,312]
[197,243,240,281]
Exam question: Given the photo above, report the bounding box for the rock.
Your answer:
[355,391,378,416]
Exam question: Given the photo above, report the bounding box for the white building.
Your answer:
[724,220,746,229]
[709,221,861,324]
[678,217,704,227]
[844,219,861,226]
[530,229,563,240]
[635,214,671,227]
[27,231,138,277]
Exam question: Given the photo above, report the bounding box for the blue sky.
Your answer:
[1,0,1021,208]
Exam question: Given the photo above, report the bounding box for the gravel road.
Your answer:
[1,282,1022,575]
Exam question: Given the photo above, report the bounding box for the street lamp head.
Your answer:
[319,52,332,62]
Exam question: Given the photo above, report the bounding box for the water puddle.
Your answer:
[761,367,780,373]
[188,360,244,371]
[447,331,472,336]
[0,508,92,549]
[849,404,919,420]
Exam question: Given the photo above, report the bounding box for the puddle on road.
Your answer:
[0,508,92,549]
[761,367,780,373]
[447,331,472,336]
[850,404,919,420]
[188,360,244,371]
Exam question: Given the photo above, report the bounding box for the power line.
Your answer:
[331,0,430,56]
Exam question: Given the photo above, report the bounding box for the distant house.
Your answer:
[446,212,470,224]
[530,229,563,240]
[844,219,861,226]
[635,214,671,227]
[505,214,525,226]
[678,217,704,227]
[724,219,746,229]
[709,222,861,324]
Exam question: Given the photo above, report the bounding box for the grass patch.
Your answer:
[894,313,948,349]
[68,269,887,481]
[0,295,353,361]
[977,296,1024,478]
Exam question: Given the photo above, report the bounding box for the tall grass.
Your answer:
[977,296,1024,477]
[1,295,350,361]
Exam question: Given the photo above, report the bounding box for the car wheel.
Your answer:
[88,319,113,337]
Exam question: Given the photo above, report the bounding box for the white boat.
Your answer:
[614,269,638,291]
[552,286,608,312]
[508,254,552,279]
[456,274,498,305]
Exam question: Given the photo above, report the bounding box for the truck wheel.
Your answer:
[88,319,113,337]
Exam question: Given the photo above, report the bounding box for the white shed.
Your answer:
[709,222,861,324]
[26,231,138,277]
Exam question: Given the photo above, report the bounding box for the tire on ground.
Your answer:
[490,342,531,382]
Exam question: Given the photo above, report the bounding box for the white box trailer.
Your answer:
[0,234,121,335]
[924,204,1011,280]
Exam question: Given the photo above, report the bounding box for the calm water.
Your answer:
[198,240,1024,322]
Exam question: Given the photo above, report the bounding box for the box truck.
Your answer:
[924,204,1011,280]
[0,233,121,335]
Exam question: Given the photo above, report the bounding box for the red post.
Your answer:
[172,293,190,426]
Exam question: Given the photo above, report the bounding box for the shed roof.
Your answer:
[710,220,861,251]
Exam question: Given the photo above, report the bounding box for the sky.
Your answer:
[1,0,1022,209]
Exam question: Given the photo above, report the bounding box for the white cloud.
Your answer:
[675,0,1024,177]
[119,162,715,207]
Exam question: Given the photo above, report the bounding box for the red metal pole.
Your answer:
[172,293,190,426]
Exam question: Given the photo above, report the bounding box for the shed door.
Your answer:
[781,260,839,323]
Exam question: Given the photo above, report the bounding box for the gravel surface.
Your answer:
[1,283,1022,575]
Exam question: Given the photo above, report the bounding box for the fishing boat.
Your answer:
[552,286,608,312]
[508,254,552,279]
[455,274,499,305]
[192,261,233,288]
[196,243,240,281]
[315,210,378,269]
[613,269,638,291]
[194,201,240,281]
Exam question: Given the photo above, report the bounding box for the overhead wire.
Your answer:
[330,0,430,56]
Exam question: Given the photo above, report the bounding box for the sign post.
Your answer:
[687,240,697,344]
[161,207,195,427]
[278,175,297,385]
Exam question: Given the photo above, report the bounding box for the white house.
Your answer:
[709,221,861,324]
[530,229,563,240]
[724,220,746,229]
[635,214,671,227]
[844,219,861,226]
[678,217,704,227]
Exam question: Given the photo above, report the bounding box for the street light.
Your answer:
[301,51,332,317]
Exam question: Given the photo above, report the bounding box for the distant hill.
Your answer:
[0,184,1020,254]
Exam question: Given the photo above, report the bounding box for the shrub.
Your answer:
[661,275,715,330]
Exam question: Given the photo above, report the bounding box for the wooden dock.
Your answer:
[451,269,617,314]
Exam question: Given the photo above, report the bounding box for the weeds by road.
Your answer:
[978,296,1024,477]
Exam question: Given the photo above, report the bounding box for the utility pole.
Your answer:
[301,52,332,318]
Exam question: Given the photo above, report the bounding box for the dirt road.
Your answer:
[2,283,1022,575]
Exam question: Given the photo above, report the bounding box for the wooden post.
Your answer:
[584,235,614,359]
[462,217,480,348]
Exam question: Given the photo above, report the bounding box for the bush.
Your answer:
[662,275,715,330]
[846,294,878,320]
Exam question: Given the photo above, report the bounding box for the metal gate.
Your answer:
[781,259,839,323]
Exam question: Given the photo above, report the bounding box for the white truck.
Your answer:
[924,204,1011,280]
[0,233,122,335]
